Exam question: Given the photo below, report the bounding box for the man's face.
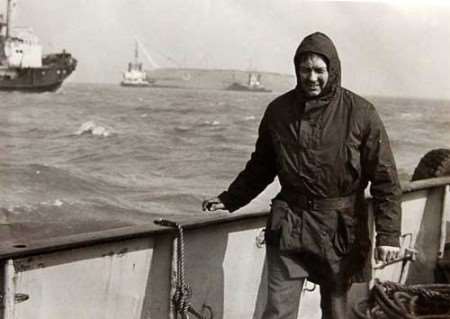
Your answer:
[298,54,329,97]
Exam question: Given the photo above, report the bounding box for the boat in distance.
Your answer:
[0,149,448,318]
[142,67,294,91]
[226,71,272,92]
[0,0,77,92]
[120,40,154,87]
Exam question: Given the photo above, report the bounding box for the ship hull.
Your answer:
[0,53,77,92]
[120,82,151,88]
[226,82,272,92]
[146,68,295,92]
[0,76,63,92]
[0,176,448,318]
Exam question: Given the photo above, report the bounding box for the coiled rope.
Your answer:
[154,219,213,319]
[354,279,450,319]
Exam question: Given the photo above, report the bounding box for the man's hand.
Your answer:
[375,245,401,264]
[202,197,225,212]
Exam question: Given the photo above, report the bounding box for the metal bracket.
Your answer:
[255,228,265,248]
[373,233,418,283]
[303,281,317,293]
[374,233,417,269]
[0,293,29,305]
[374,247,417,270]
[188,304,213,319]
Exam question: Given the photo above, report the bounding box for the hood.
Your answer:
[294,32,341,100]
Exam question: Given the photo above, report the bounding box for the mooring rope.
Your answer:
[173,223,191,317]
[353,279,450,319]
[154,218,213,319]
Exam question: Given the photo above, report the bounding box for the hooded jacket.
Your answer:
[219,32,401,249]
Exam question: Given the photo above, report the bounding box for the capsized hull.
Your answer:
[0,177,448,318]
[226,82,272,92]
[120,81,151,87]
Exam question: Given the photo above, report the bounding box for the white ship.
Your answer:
[120,40,153,87]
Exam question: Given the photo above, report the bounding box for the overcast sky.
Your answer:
[4,0,450,99]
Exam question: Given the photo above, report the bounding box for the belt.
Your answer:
[280,191,356,211]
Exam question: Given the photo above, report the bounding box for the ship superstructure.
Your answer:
[0,0,77,92]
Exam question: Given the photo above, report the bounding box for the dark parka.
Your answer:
[219,32,401,283]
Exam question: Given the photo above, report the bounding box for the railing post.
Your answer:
[3,259,16,319]
[438,185,449,259]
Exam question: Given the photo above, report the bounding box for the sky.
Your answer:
[3,0,450,99]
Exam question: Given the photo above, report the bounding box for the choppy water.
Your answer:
[1,83,449,223]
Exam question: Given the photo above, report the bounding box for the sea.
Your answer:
[1,83,449,235]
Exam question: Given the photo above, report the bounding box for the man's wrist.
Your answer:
[218,192,239,213]
[376,234,400,247]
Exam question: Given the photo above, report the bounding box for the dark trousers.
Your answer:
[261,245,349,319]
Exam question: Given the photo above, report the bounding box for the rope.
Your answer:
[353,280,450,319]
[173,223,191,317]
[154,218,213,319]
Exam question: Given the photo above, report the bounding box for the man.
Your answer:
[202,32,401,319]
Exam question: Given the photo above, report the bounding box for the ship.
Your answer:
[0,0,77,92]
[0,148,448,318]
[120,40,154,87]
[226,71,272,92]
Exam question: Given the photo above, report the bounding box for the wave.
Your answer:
[242,115,256,121]
[200,120,221,126]
[173,120,225,134]
[4,198,65,216]
[174,125,194,132]
[399,112,423,120]
[75,120,113,137]
[2,84,448,224]
[0,163,129,206]
[39,199,65,207]
[138,192,203,212]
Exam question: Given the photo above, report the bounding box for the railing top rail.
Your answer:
[400,176,450,193]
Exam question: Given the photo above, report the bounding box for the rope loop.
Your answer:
[353,280,450,319]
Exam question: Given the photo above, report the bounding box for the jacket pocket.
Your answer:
[265,199,286,245]
[278,204,303,253]
[333,209,356,257]
[265,199,303,252]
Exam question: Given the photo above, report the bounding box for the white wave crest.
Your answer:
[202,120,221,126]
[75,121,112,137]
[40,199,64,207]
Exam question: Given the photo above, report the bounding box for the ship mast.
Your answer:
[134,36,160,69]
[5,0,12,38]
[134,39,139,65]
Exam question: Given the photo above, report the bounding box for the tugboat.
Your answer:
[120,40,154,87]
[0,0,77,92]
[226,71,272,92]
